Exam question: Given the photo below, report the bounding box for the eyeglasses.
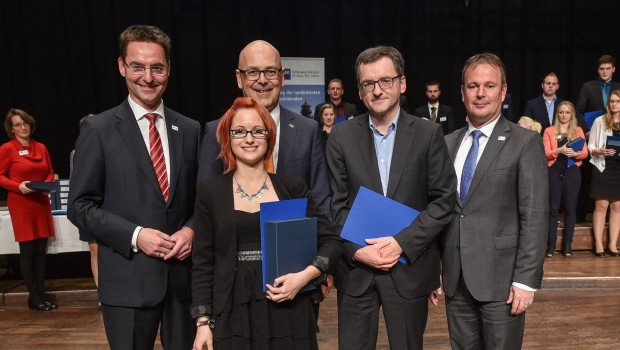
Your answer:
[543,82,558,87]
[237,68,282,81]
[230,129,268,139]
[358,75,402,93]
[122,59,168,76]
[610,100,620,104]
[12,123,29,128]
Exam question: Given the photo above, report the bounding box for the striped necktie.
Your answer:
[144,113,169,202]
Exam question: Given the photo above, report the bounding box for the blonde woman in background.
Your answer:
[518,116,542,134]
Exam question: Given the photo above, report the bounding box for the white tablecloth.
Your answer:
[0,211,89,254]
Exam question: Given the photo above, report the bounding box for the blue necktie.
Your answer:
[460,130,484,203]
[601,81,611,106]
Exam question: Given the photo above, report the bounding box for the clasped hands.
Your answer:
[353,236,403,271]
[555,144,580,158]
[136,226,193,261]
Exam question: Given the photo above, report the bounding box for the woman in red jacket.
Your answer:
[542,101,588,257]
[0,108,56,310]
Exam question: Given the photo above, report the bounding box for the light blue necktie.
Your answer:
[460,130,484,203]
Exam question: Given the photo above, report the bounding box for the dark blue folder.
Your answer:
[605,135,620,160]
[263,217,318,293]
[585,110,604,130]
[334,116,347,124]
[567,137,586,167]
[340,186,419,264]
[26,181,59,192]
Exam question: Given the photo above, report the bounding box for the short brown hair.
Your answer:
[426,80,441,90]
[461,53,506,86]
[598,54,616,68]
[4,108,36,138]
[119,25,171,62]
[543,72,558,83]
[355,46,405,83]
[216,97,277,174]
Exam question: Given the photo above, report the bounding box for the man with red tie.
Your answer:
[68,25,200,350]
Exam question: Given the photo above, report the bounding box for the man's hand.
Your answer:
[353,238,400,271]
[166,226,194,261]
[429,286,443,306]
[321,274,334,299]
[136,228,175,259]
[506,285,535,315]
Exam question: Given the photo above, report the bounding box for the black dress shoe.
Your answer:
[563,242,572,257]
[608,251,620,257]
[28,298,52,311]
[594,251,606,257]
[546,244,556,257]
[43,294,58,309]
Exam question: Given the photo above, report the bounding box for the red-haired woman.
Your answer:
[0,108,56,311]
[191,97,343,350]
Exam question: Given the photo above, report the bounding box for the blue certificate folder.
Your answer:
[567,137,586,167]
[260,198,313,292]
[340,186,420,264]
[585,110,604,130]
[26,181,59,192]
[263,217,318,293]
[605,136,620,160]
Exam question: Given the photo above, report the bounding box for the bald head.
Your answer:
[235,40,284,112]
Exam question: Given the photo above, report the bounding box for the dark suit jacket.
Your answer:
[198,106,332,219]
[414,103,456,135]
[326,111,456,298]
[313,101,358,124]
[190,173,343,317]
[68,99,200,307]
[575,80,620,132]
[523,95,564,133]
[441,116,548,302]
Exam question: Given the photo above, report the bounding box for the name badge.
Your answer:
[18,150,29,156]
[498,136,506,141]
[503,104,509,109]
[171,125,179,131]
[440,117,447,122]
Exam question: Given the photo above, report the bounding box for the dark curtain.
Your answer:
[0,0,618,182]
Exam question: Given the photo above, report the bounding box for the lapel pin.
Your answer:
[288,123,294,128]
[172,125,179,131]
[498,136,506,141]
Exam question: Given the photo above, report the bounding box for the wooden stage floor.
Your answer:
[1,252,619,349]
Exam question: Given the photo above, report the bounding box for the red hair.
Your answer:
[216,97,277,174]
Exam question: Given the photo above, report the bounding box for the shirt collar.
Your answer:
[465,113,501,138]
[270,104,281,127]
[127,95,165,121]
[600,78,611,87]
[428,102,439,108]
[543,94,557,104]
[369,108,400,136]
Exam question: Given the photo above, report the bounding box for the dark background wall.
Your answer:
[0,0,618,185]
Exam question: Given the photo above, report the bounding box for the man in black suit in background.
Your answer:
[326,46,456,350]
[414,80,456,134]
[576,54,620,133]
[314,78,359,123]
[68,25,199,349]
[198,40,332,219]
[523,72,563,133]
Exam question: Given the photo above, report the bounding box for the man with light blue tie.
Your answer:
[441,53,548,350]
[523,72,563,133]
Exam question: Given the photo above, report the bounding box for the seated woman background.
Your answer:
[542,101,588,257]
[191,97,343,350]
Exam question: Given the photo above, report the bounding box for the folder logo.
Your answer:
[284,68,291,80]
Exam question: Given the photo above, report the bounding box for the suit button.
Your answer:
[460,214,465,218]
[456,245,460,250]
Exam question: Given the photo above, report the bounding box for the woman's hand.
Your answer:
[266,266,320,303]
[595,148,616,157]
[193,323,213,350]
[18,181,34,195]
[564,148,580,158]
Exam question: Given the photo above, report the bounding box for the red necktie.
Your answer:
[144,113,169,202]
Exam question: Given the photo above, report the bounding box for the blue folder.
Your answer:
[26,181,59,192]
[605,135,620,160]
[334,116,347,124]
[340,186,419,264]
[585,110,604,130]
[260,198,308,291]
[566,137,586,167]
[263,217,318,293]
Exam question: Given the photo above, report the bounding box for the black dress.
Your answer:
[591,129,620,199]
[212,210,318,350]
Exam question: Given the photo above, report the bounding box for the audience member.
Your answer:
[414,81,456,134]
[198,40,332,220]
[440,53,547,350]
[517,116,542,134]
[68,25,200,349]
[69,113,99,306]
[0,108,57,311]
[326,46,456,350]
[314,79,358,122]
[502,92,516,122]
[523,72,564,133]
[319,103,335,149]
[576,55,620,133]
[543,101,588,257]
[191,97,343,350]
[587,90,620,257]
